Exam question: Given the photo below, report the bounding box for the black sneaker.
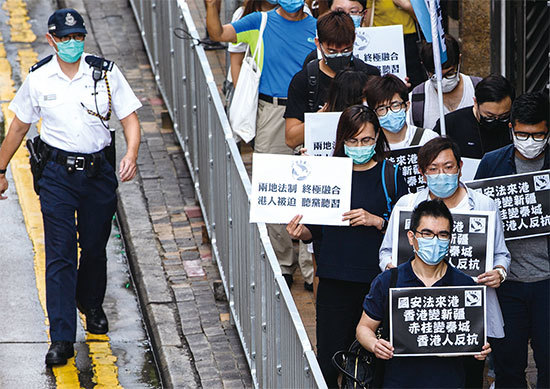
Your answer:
[45,341,74,366]
[304,282,313,292]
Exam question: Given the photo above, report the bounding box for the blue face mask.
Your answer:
[55,39,85,63]
[378,109,406,133]
[266,0,278,4]
[344,144,376,165]
[278,0,304,13]
[350,14,362,28]
[415,237,449,266]
[426,173,459,198]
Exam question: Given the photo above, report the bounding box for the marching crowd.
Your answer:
[205,0,549,388]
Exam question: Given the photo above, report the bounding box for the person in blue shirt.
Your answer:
[356,199,491,388]
[286,105,408,387]
[475,91,549,389]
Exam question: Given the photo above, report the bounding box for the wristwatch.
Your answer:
[0,168,6,175]
[381,218,388,231]
[495,267,507,282]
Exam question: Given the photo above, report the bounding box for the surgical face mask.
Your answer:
[426,173,459,198]
[321,47,353,73]
[344,143,376,165]
[266,0,278,4]
[350,14,362,28]
[278,0,304,13]
[55,39,85,63]
[430,71,460,93]
[415,236,449,266]
[378,109,406,133]
[513,136,549,160]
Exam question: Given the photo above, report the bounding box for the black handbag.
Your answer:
[331,268,399,389]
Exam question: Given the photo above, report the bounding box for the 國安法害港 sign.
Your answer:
[249,153,352,226]
[465,170,550,240]
[391,208,495,278]
[390,285,486,356]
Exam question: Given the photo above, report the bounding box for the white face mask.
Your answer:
[513,136,549,159]
[430,73,460,93]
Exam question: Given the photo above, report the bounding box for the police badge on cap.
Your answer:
[47,8,87,37]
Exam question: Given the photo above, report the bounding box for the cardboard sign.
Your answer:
[390,285,486,356]
[465,170,550,240]
[354,25,407,81]
[304,112,342,157]
[391,208,495,278]
[388,146,424,192]
[250,153,352,225]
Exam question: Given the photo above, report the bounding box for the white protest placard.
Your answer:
[354,25,407,81]
[250,153,352,226]
[304,112,342,157]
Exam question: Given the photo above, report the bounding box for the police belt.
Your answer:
[46,145,105,175]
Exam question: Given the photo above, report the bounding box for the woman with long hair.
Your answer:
[287,105,408,387]
[321,69,370,112]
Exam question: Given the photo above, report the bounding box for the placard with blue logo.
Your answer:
[465,170,550,240]
[390,285,486,356]
[391,208,495,278]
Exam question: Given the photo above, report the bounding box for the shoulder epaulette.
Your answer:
[30,55,53,72]
[84,55,114,72]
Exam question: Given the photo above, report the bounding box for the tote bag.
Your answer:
[228,12,267,143]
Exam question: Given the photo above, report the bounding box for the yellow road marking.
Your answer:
[2,0,123,387]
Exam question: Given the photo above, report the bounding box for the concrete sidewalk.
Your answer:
[58,0,253,387]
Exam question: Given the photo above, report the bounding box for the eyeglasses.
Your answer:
[53,33,86,42]
[413,229,451,241]
[480,114,510,123]
[321,45,354,57]
[344,136,376,147]
[512,131,549,142]
[374,101,406,117]
[428,64,460,82]
[425,164,459,175]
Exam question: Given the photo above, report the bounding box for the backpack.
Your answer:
[381,159,399,221]
[410,76,482,127]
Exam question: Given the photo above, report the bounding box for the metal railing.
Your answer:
[128,1,326,387]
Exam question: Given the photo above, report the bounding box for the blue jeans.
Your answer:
[493,279,549,388]
[38,156,117,342]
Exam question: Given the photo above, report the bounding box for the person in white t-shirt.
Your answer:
[408,34,481,130]
[366,74,439,150]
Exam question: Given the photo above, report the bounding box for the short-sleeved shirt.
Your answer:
[387,125,439,150]
[307,161,408,284]
[231,9,317,98]
[9,53,142,154]
[363,259,475,388]
[366,0,416,34]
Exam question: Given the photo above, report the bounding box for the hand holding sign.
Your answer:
[286,214,312,241]
[342,208,383,229]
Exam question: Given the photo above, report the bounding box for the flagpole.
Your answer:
[428,0,446,136]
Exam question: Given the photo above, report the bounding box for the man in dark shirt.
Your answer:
[357,199,491,388]
[433,74,515,159]
[284,10,379,149]
[475,92,549,389]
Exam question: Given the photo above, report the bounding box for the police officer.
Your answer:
[0,9,142,366]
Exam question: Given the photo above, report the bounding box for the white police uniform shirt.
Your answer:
[9,52,142,154]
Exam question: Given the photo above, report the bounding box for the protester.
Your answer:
[285,11,379,149]
[206,0,317,287]
[328,0,366,25]
[286,105,407,387]
[364,0,426,88]
[409,35,481,130]
[434,74,515,159]
[227,0,277,86]
[366,74,439,150]
[475,91,549,389]
[320,69,369,112]
[379,137,510,387]
[357,199,492,388]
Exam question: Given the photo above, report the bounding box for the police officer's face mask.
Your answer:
[51,34,85,63]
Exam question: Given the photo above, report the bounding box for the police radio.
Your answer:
[82,55,114,129]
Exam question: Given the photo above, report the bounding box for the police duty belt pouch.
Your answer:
[228,11,267,143]
[26,136,46,195]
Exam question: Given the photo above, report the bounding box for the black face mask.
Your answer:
[479,115,510,134]
[322,49,353,73]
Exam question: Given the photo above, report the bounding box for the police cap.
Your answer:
[48,8,87,37]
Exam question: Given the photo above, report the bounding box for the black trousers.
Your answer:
[316,278,371,388]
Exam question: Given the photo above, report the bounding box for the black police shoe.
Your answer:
[78,304,109,334]
[45,341,74,366]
